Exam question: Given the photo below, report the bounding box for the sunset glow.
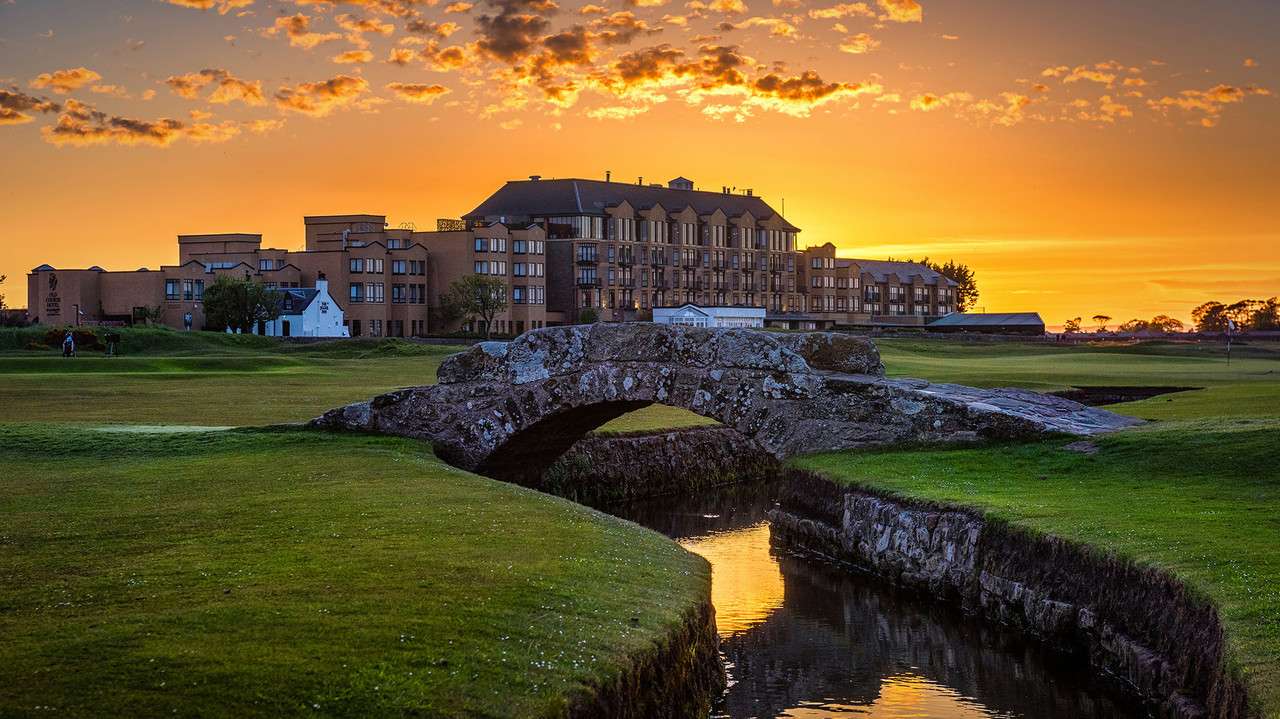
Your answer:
[679,522,784,636]
[2,0,1276,325]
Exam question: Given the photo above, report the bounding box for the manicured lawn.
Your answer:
[799,338,1280,715]
[0,424,709,717]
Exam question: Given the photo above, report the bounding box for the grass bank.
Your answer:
[796,338,1280,715]
[0,424,709,717]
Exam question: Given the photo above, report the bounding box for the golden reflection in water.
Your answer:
[780,674,994,718]
[678,521,785,637]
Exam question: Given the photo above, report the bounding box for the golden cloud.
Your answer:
[165,69,266,105]
[156,0,254,14]
[807,2,874,19]
[29,67,103,94]
[267,13,342,50]
[274,75,370,115]
[445,2,474,10]
[332,50,375,63]
[838,32,878,54]
[384,47,418,65]
[386,82,453,102]
[877,0,921,23]
[718,17,801,38]
[406,19,463,37]
[39,98,244,147]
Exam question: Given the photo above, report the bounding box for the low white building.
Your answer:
[262,278,348,338]
[653,304,766,329]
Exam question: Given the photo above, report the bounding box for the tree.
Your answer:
[0,274,6,311]
[1092,314,1112,332]
[1191,302,1228,332]
[443,274,508,340]
[201,275,281,334]
[911,257,979,311]
[1148,315,1184,333]
[1062,317,1082,333]
[579,307,598,324]
[1225,300,1260,330]
[1118,318,1148,332]
[140,303,166,326]
[1250,297,1280,331]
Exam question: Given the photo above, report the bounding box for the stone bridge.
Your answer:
[311,324,1141,482]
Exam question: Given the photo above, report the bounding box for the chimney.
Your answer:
[316,276,328,296]
[529,175,541,181]
[746,189,753,196]
[606,170,611,182]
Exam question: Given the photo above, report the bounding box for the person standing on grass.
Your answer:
[62,331,74,358]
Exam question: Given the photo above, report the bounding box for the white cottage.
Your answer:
[262,278,348,338]
[652,304,766,329]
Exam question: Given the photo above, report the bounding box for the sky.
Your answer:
[2,0,1277,327]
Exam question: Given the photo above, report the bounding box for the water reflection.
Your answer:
[605,481,1148,719]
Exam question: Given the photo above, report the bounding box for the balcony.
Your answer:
[576,257,598,266]
[617,254,635,266]
[577,279,602,289]
[620,279,636,288]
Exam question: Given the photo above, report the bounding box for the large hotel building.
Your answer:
[26,175,958,336]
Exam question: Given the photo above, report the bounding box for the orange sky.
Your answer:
[2,0,1277,326]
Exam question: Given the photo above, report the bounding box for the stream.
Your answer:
[605,480,1150,719]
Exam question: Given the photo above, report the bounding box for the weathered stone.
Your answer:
[311,324,1143,482]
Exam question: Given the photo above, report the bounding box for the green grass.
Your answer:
[875,338,1280,420]
[798,337,1280,715]
[0,424,709,717]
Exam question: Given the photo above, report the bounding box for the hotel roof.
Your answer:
[463,177,798,231]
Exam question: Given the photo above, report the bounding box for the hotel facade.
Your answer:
[26,176,959,336]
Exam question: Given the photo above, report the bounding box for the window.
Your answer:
[491,238,506,253]
[392,284,406,303]
[534,241,544,255]
[165,280,180,301]
[475,237,489,252]
[183,279,194,301]
[349,258,364,273]
[490,261,506,276]
[373,259,384,274]
[513,286,526,304]
[349,283,364,302]
[475,261,488,274]
[393,260,406,275]
[513,263,527,276]
[577,244,597,262]
[370,283,384,303]
[260,259,274,271]
[193,279,204,300]
[513,239,527,254]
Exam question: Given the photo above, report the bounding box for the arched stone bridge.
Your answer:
[311,324,1141,482]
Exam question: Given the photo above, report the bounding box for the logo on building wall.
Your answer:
[45,272,61,317]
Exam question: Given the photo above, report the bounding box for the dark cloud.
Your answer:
[386,82,452,103]
[473,0,559,63]
[0,89,62,125]
[406,19,463,38]
[590,11,659,45]
[751,69,855,101]
[39,98,244,146]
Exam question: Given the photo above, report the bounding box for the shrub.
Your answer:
[24,342,49,351]
[43,328,106,352]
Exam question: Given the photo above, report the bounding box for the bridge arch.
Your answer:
[312,324,1140,482]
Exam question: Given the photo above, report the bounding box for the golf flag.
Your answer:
[1227,318,1236,331]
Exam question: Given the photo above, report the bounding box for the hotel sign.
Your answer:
[45,272,61,317]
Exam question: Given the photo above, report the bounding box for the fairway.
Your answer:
[805,337,1280,715]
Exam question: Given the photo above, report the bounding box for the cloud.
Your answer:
[1031,83,1049,92]
[405,19,463,37]
[156,0,254,14]
[473,0,559,63]
[384,47,418,65]
[838,32,878,54]
[165,69,266,105]
[332,49,375,63]
[686,0,748,12]
[1062,65,1116,85]
[39,98,246,147]
[418,41,473,70]
[29,67,103,94]
[267,13,342,50]
[1244,59,1259,68]
[910,92,942,110]
[445,1,473,10]
[876,0,921,23]
[807,2,874,19]
[335,13,394,47]
[718,16,800,38]
[386,82,452,102]
[274,75,370,115]
[1147,83,1272,126]
[591,11,661,45]
[0,89,62,125]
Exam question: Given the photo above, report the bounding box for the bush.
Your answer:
[24,342,49,351]
[579,308,599,324]
[43,328,106,353]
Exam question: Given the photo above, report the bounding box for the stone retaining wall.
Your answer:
[770,469,1252,719]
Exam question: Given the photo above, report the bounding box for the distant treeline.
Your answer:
[1062,297,1279,334]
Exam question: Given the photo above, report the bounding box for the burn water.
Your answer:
[602,480,1150,719]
